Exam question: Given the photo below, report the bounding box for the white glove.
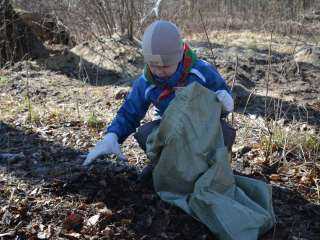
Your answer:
[215,90,234,113]
[83,133,128,165]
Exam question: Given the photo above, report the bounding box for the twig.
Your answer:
[249,117,269,135]
[77,56,83,119]
[223,21,231,50]
[314,178,320,199]
[295,61,300,74]
[7,131,10,185]
[243,87,256,114]
[230,56,238,93]
[95,64,99,87]
[0,132,8,146]
[26,61,32,123]
[292,28,302,55]
[299,142,307,163]
[265,30,273,125]
[270,199,276,240]
[43,143,48,165]
[297,104,303,122]
[228,56,238,164]
[198,9,217,70]
[265,30,273,163]
[281,128,289,163]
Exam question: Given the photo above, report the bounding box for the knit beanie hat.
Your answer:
[142,20,183,67]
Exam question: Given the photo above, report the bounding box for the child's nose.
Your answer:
[155,67,164,75]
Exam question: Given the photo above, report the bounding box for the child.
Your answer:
[83,20,236,181]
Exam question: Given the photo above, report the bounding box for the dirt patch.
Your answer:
[187,40,320,127]
[294,47,320,65]
[35,33,144,87]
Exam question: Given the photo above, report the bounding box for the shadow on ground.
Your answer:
[0,115,319,239]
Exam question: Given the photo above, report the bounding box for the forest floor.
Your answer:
[0,30,320,239]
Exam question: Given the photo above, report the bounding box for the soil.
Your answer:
[0,32,319,239]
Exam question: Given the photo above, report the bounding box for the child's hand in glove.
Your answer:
[82,133,127,165]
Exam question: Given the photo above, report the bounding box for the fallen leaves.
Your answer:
[101,227,114,237]
[62,213,84,229]
[269,174,282,181]
[85,214,100,226]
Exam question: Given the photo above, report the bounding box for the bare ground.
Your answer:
[0,32,319,239]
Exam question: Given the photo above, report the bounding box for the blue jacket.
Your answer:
[107,58,232,143]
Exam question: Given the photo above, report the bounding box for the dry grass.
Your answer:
[186,30,318,55]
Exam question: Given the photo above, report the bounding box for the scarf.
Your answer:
[143,43,197,108]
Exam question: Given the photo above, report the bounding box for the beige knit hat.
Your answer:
[142,20,183,67]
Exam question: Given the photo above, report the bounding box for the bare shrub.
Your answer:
[6,0,319,50]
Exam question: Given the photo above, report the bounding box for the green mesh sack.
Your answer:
[146,82,275,240]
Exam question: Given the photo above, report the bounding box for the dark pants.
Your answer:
[134,119,236,152]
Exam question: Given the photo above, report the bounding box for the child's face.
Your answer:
[149,63,179,80]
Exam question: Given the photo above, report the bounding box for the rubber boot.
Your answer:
[138,165,153,182]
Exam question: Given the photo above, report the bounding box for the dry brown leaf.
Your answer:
[62,213,83,229]
[77,205,87,210]
[122,219,132,226]
[65,232,81,239]
[101,227,114,237]
[269,174,282,181]
[18,207,27,217]
[19,201,27,205]
[29,187,42,196]
[95,202,106,209]
[96,189,105,202]
[100,209,113,218]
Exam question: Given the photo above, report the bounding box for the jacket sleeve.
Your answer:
[199,60,233,118]
[107,79,150,143]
